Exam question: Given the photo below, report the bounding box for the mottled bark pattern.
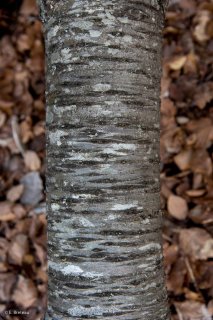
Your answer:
[40,0,170,319]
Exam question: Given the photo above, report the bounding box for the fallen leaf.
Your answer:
[185,189,206,197]
[175,300,212,320]
[34,243,46,265]
[17,34,32,53]
[179,228,213,260]
[183,288,203,302]
[166,257,186,295]
[37,268,48,283]
[6,184,24,202]
[24,150,41,171]
[20,0,38,16]
[33,121,45,136]
[185,118,213,152]
[0,201,16,221]
[12,204,27,219]
[179,0,196,11]
[0,273,16,301]
[161,98,176,118]
[167,195,188,220]
[168,56,187,71]
[184,52,198,74]
[190,150,212,176]
[12,275,37,308]
[192,173,203,189]
[189,205,213,226]
[20,118,33,144]
[174,149,192,171]
[193,10,211,43]
[164,244,179,272]
[208,300,213,316]
[197,261,213,292]
[0,262,7,272]
[8,234,29,265]
[23,254,34,265]
[0,110,6,128]
[194,82,213,109]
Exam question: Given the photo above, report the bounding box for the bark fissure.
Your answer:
[38,0,170,319]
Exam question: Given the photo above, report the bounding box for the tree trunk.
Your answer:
[38,0,170,319]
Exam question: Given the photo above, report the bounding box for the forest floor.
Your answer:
[0,0,212,319]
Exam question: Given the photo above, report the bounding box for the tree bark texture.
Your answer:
[39,0,170,319]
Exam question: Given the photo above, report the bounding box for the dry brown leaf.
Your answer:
[190,150,212,176]
[12,275,37,308]
[161,127,185,161]
[184,52,198,74]
[174,149,192,171]
[197,261,213,292]
[34,243,46,265]
[167,195,188,220]
[161,182,173,199]
[12,204,27,219]
[185,189,206,197]
[23,254,34,265]
[164,244,179,271]
[0,237,9,262]
[20,0,38,16]
[208,300,213,316]
[161,74,171,98]
[192,173,203,189]
[0,273,16,301]
[186,134,197,146]
[17,34,32,53]
[37,268,48,283]
[24,150,41,171]
[193,10,211,43]
[161,98,176,117]
[168,56,187,71]
[0,201,16,221]
[183,288,203,302]
[8,234,29,265]
[0,110,6,128]
[0,262,7,272]
[186,118,213,149]
[179,0,196,11]
[33,121,45,136]
[161,98,176,130]
[166,257,186,295]
[20,118,33,144]
[175,300,212,320]
[175,179,190,197]
[0,100,14,114]
[179,228,213,260]
[194,82,213,109]
[189,205,213,226]
[6,184,24,202]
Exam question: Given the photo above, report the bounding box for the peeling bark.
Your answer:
[38,0,170,319]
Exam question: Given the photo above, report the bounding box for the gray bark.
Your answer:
[38,0,170,319]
